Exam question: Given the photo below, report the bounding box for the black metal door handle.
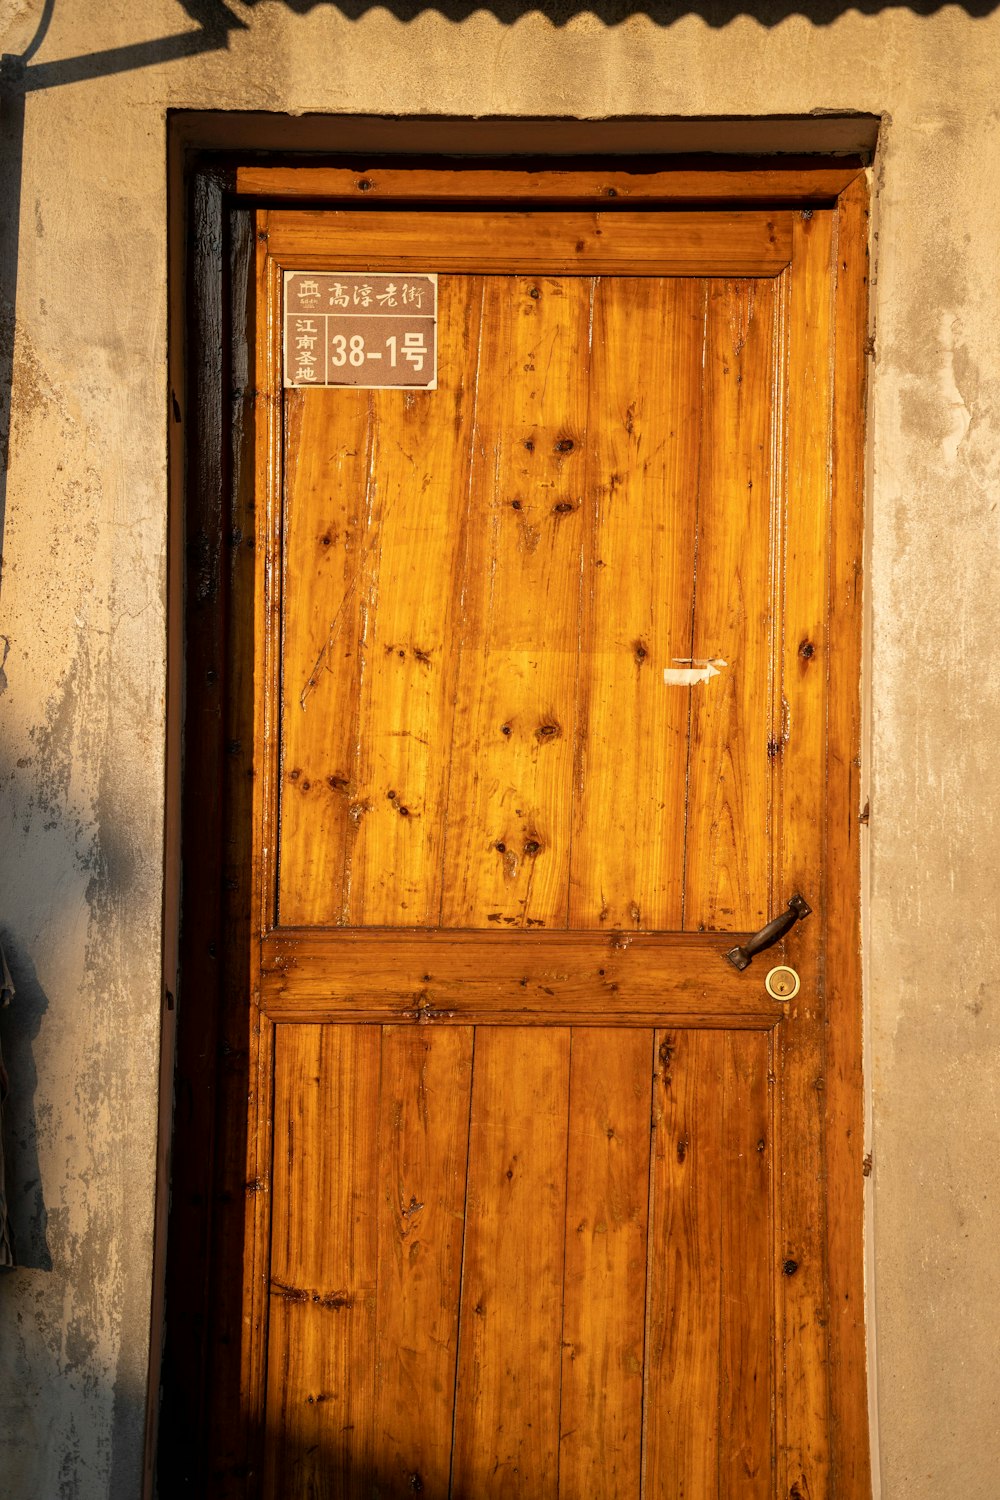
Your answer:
[725,894,812,972]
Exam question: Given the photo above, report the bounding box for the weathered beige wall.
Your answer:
[0,2,998,1496]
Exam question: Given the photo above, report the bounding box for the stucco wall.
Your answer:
[0,3,998,1497]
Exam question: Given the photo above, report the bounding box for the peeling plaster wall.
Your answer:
[0,3,998,1497]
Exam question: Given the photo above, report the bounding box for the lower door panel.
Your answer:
[263,1023,773,1499]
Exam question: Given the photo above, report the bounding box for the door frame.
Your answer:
[160,148,871,1497]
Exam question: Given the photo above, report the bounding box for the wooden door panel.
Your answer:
[265,1025,381,1497]
[643,1028,726,1497]
[263,1023,774,1500]
[717,1030,773,1497]
[567,278,701,933]
[683,278,780,934]
[451,1027,572,1498]
[373,1027,474,1496]
[278,277,486,927]
[440,276,593,930]
[276,269,782,936]
[348,296,484,928]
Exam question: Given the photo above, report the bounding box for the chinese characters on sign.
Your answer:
[283,271,438,390]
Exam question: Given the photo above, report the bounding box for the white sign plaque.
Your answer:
[283,271,438,390]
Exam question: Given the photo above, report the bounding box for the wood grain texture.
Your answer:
[776,209,836,1500]
[451,1028,572,1499]
[824,176,872,1499]
[440,275,593,928]
[643,1029,725,1498]
[568,278,704,932]
[237,161,865,203]
[229,226,283,1489]
[278,277,485,926]
[259,928,787,1027]
[682,277,779,934]
[718,1029,774,1497]
[264,1024,381,1499]
[275,266,783,936]
[642,1029,774,1498]
[256,230,287,931]
[265,1025,477,1500]
[373,1027,474,1497]
[348,284,484,925]
[277,383,374,924]
[558,1029,652,1498]
[264,209,794,275]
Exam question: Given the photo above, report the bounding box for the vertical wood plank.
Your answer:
[264,1025,382,1499]
[278,280,486,927]
[825,176,872,1500]
[777,209,836,1500]
[683,277,779,933]
[347,282,485,925]
[569,279,704,931]
[277,384,374,924]
[239,225,285,1491]
[719,1030,774,1497]
[451,1027,572,1497]
[441,277,593,929]
[373,1026,474,1497]
[558,1029,652,1498]
[643,1029,725,1499]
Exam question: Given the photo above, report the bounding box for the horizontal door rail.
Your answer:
[263,208,793,276]
[238,161,863,204]
[258,928,788,1028]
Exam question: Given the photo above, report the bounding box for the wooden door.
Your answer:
[190,180,868,1499]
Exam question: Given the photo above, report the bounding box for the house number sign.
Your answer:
[283,271,438,390]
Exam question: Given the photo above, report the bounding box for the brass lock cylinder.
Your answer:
[765,965,801,1001]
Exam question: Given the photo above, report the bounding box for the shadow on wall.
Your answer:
[5,0,1000,80]
[0,940,52,1271]
[0,0,991,569]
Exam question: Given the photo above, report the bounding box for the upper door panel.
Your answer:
[277,265,784,933]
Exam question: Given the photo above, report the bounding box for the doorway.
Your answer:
[163,157,870,1499]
